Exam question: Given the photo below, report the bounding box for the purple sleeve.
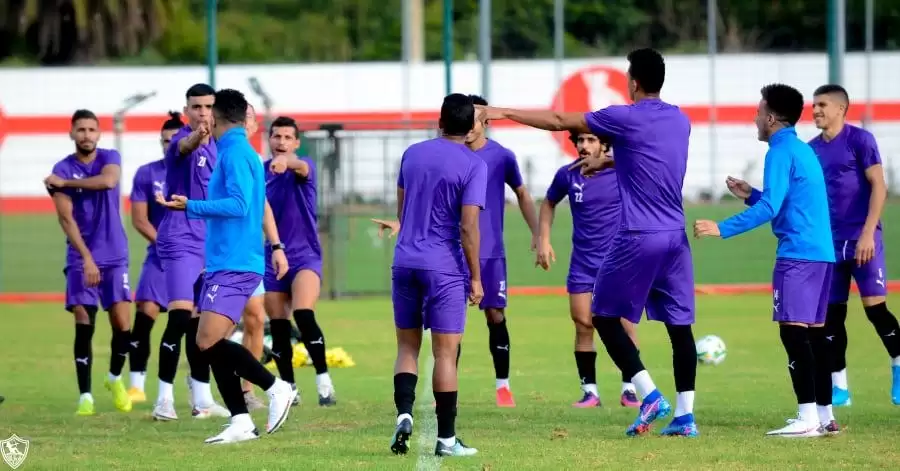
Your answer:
[463,159,488,208]
[298,157,316,184]
[164,134,184,166]
[584,106,627,140]
[545,167,569,204]
[131,166,149,202]
[855,130,882,169]
[102,149,122,167]
[504,150,524,190]
[47,160,72,197]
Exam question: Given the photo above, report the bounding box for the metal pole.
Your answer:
[402,0,412,121]
[827,0,845,85]
[479,0,491,102]
[707,0,718,201]
[207,0,218,88]
[443,0,453,95]
[553,0,564,159]
[864,0,874,128]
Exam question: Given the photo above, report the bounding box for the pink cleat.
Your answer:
[573,392,601,408]
[620,390,640,408]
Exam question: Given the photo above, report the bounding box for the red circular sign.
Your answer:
[550,65,631,158]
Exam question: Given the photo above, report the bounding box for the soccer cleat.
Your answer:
[244,391,266,411]
[390,417,413,455]
[891,365,900,405]
[291,384,301,407]
[75,396,95,416]
[660,414,699,437]
[434,437,478,457]
[832,386,852,407]
[151,399,178,421]
[766,417,823,438]
[318,384,337,407]
[127,387,147,404]
[265,379,296,434]
[620,390,640,408]
[573,391,601,408]
[204,422,260,445]
[192,402,231,419]
[626,391,671,437]
[105,378,133,412]
[496,386,516,407]
[819,420,840,436]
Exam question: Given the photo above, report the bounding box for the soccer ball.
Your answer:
[696,335,727,365]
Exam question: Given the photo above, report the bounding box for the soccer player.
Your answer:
[460,95,538,407]
[538,130,640,408]
[44,109,134,416]
[387,94,484,457]
[152,83,228,420]
[807,84,900,407]
[695,83,839,437]
[477,48,698,437]
[262,116,339,407]
[127,111,183,402]
[157,88,296,444]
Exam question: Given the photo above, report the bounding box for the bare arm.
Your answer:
[396,187,405,222]
[287,159,311,178]
[131,201,157,244]
[51,192,93,262]
[862,164,887,236]
[491,108,591,133]
[514,185,539,236]
[539,198,557,244]
[62,164,120,190]
[178,129,207,156]
[460,205,481,282]
[263,199,281,244]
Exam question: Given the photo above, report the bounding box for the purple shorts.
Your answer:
[567,258,598,294]
[64,264,132,312]
[591,230,695,325]
[263,259,322,294]
[830,235,888,303]
[160,251,204,305]
[392,267,468,334]
[135,254,168,311]
[197,270,264,324]
[772,259,833,325]
[479,258,507,310]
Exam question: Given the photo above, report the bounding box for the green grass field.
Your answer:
[1,295,898,469]
[3,201,900,295]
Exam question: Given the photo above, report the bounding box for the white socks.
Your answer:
[437,436,456,447]
[191,378,215,406]
[674,391,695,417]
[316,373,334,396]
[798,403,818,424]
[631,370,656,399]
[79,393,93,403]
[831,368,848,390]
[130,372,146,391]
[581,383,598,396]
[397,413,413,425]
[495,378,510,390]
[892,356,900,367]
[158,380,174,401]
[107,373,120,382]
[621,382,635,393]
[817,404,834,424]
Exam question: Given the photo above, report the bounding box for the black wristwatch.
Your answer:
[271,243,285,251]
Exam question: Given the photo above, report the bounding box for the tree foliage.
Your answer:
[1,0,899,66]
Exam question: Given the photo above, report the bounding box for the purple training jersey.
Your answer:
[393,138,488,274]
[545,165,621,290]
[156,125,216,255]
[49,148,129,269]
[130,159,167,257]
[584,98,690,231]
[808,124,882,241]
[264,157,321,266]
[473,140,523,259]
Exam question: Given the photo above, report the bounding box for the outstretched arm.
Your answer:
[717,150,790,238]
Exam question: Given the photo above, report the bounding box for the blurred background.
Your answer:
[1,0,899,299]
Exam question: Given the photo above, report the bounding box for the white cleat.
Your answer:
[204,419,260,445]
[152,399,178,421]
[192,402,231,419]
[766,418,823,438]
[265,379,297,434]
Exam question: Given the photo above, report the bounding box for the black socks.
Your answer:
[157,309,190,383]
[487,318,510,380]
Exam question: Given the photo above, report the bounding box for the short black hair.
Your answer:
[212,88,248,125]
[626,48,665,94]
[185,83,215,100]
[269,116,299,138]
[161,111,184,131]
[760,83,804,127]
[469,94,488,106]
[813,84,850,106]
[71,109,98,125]
[439,93,475,136]
[568,130,607,148]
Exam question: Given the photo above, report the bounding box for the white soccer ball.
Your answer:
[696,335,727,365]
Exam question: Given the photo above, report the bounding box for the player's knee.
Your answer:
[665,324,695,351]
[572,314,593,334]
[826,303,848,326]
[293,308,321,333]
[195,332,219,352]
[72,305,98,325]
[485,308,505,325]
[137,302,161,319]
[163,309,191,334]
[864,301,891,323]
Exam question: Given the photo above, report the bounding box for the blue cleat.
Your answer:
[626,390,671,437]
[891,365,900,406]
[660,413,699,437]
[832,386,852,407]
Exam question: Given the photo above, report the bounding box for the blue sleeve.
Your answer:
[745,188,762,206]
[186,152,252,219]
[718,150,790,239]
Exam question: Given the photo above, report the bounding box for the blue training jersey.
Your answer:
[185,127,266,274]
[717,127,834,263]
